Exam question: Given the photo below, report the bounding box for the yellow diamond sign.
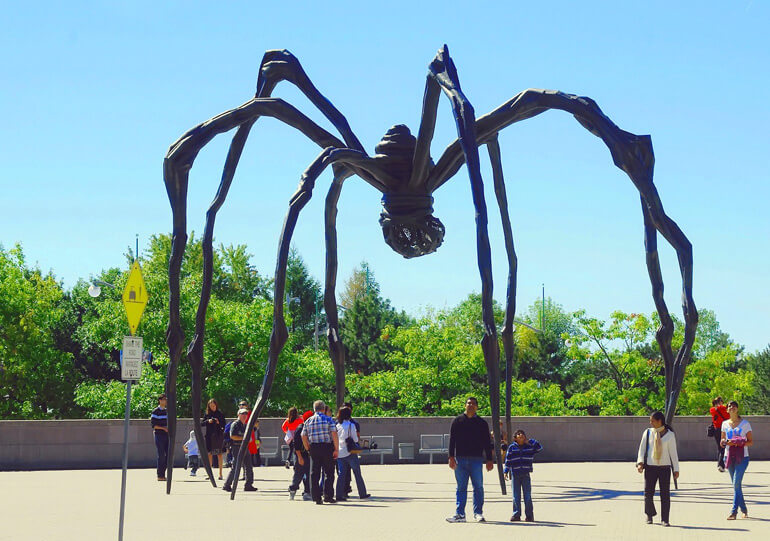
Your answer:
[122,261,149,335]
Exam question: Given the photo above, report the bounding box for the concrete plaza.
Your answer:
[2,461,768,540]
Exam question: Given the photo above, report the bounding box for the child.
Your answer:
[504,429,543,522]
[183,430,201,476]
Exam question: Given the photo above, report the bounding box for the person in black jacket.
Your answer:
[446,396,493,523]
[202,398,226,480]
[150,394,169,481]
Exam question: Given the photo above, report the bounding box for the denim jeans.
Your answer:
[336,454,367,499]
[512,472,533,519]
[455,457,484,516]
[154,431,169,478]
[728,456,750,514]
[188,455,200,474]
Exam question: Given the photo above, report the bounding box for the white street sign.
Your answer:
[122,336,143,381]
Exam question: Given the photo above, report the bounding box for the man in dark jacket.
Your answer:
[446,396,493,523]
[150,394,168,481]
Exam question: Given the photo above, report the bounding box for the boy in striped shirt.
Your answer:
[504,429,543,522]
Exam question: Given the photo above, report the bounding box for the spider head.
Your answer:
[379,193,445,258]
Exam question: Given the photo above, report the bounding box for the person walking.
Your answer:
[150,394,169,481]
[710,396,730,472]
[636,411,680,527]
[203,398,226,480]
[446,396,494,523]
[721,400,753,520]
[183,430,201,476]
[504,429,543,522]
[222,408,258,493]
[289,410,313,501]
[335,406,370,501]
[301,400,339,504]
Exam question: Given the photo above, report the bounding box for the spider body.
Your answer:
[162,46,697,499]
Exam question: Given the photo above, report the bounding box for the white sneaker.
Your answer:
[446,515,466,523]
[474,514,486,522]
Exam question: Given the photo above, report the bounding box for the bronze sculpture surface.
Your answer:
[163,45,697,497]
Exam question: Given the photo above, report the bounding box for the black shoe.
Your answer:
[336,497,348,501]
[510,515,521,522]
[346,486,352,494]
[315,500,323,505]
[360,494,371,499]
[222,486,231,492]
[323,497,337,503]
[525,516,534,522]
[243,485,258,492]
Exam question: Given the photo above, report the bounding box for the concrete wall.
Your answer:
[1,416,767,470]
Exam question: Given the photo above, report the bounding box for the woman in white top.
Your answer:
[636,411,680,526]
[720,400,753,519]
[335,407,369,501]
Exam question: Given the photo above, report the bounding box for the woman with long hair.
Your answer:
[203,398,226,480]
[636,411,680,526]
[721,400,753,519]
[335,406,369,501]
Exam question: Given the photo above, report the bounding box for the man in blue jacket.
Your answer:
[504,429,543,522]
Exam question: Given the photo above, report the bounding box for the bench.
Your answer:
[419,434,449,464]
[360,435,394,465]
[259,436,280,466]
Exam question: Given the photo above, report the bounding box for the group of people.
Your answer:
[150,393,755,525]
[287,400,370,503]
[445,396,543,523]
[709,397,754,520]
[634,398,754,527]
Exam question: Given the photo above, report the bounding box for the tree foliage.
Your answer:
[1,236,764,420]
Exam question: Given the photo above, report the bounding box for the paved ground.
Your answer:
[2,461,768,540]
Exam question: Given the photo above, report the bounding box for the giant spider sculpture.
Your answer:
[163,45,698,497]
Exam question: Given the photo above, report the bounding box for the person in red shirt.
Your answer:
[710,396,730,472]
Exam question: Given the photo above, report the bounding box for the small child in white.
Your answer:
[183,430,201,476]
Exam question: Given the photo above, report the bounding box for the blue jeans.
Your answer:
[336,454,368,499]
[728,457,750,514]
[512,472,533,519]
[455,457,484,516]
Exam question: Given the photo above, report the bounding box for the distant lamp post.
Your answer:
[88,279,116,298]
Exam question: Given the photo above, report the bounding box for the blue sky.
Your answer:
[2,1,768,353]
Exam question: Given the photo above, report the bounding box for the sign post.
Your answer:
[118,259,148,541]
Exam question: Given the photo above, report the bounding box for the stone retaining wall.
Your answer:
[1,416,766,470]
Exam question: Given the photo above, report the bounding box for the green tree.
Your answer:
[676,344,754,415]
[340,263,410,375]
[0,244,79,418]
[745,345,770,414]
[285,248,323,350]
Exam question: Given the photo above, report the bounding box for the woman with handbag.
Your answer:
[721,400,753,520]
[636,411,680,527]
[335,407,370,501]
[709,397,730,472]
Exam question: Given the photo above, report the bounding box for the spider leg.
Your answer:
[256,49,365,152]
[428,45,506,495]
[321,169,356,409]
[228,147,373,500]
[165,98,353,492]
[429,89,698,423]
[487,135,517,444]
